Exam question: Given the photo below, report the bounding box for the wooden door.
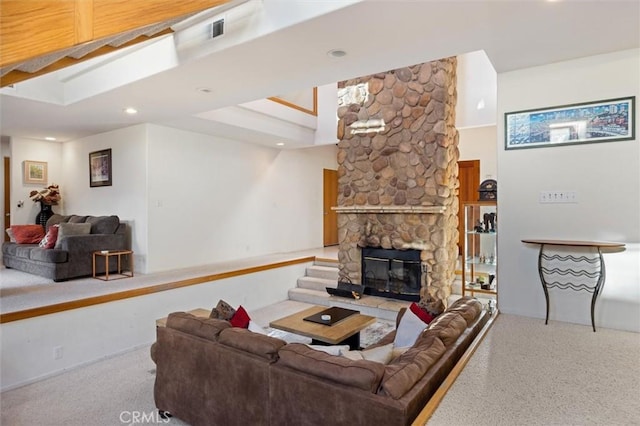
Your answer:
[323,169,338,246]
[457,160,480,255]
[4,157,10,241]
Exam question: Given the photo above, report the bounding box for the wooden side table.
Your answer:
[92,250,134,281]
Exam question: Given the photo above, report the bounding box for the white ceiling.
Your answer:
[1,0,638,145]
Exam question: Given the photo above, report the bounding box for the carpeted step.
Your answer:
[296,276,336,292]
[288,287,332,306]
[313,258,339,268]
[305,265,339,280]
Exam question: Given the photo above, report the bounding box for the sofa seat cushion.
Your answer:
[379,334,446,399]
[423,312,468,347]
[446,297,483,326]
[166,312,231,342]
[277,343,386,393]
[219,327,286,361]
[2,242,23,256]
[86,215,120,234]
[29,247,68,263]
[15,245,37,259]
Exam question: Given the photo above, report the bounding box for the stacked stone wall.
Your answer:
[336,58,459,303]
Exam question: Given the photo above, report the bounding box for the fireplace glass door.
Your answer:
[361,248,421,302]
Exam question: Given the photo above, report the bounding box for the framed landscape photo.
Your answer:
[505,96,635,150]
[89,149,112,187]
[24,160,48,184]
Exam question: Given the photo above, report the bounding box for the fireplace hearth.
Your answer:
[361,247,422,302]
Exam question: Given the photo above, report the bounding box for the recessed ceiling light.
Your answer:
[124,107,138,115]
[276,142,285,146]
[476,99,486,110]
[45,136,57,141]
[327,49,347,58]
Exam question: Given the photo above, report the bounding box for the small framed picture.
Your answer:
[24,160,48,185]
[89,149,112,187]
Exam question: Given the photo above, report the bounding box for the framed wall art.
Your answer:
[89,149,112,187]
[24,160,48,185]
[505,96,635,150]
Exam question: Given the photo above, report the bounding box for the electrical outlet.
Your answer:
[53,346,63,360]
[539,190,578,204]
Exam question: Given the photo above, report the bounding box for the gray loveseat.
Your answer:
[2,214,128,281]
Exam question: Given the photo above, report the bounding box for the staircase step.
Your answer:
[288,288,332,305]
[296,276,336,292]
[305,265,339,280]
[313,258,339,268]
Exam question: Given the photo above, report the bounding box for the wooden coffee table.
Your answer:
[269,305,376,350]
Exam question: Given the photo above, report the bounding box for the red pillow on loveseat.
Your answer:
[10,225,45,244]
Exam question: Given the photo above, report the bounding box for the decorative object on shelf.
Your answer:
[474,220,484,233]
[505,96,635,150]
[89,148,112,187]
[23,160,48,185]
[29,184,61,227]
[478,179,497,201]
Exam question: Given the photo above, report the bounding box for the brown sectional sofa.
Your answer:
[151,297,489,426]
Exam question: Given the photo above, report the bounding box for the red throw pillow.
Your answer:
[11,225,45,244]
[38,224,60,249]
[230,305,251,328]
[410,302,434,325]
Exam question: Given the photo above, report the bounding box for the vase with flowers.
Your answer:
[29,184,61,227]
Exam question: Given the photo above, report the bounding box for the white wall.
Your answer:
[146,124,337,273]
[458,125,497,180]
[61,125,149,271]
[315,83,339,146]
[0,261,310,391]
[497,48,640,332]
[8,138,63,225]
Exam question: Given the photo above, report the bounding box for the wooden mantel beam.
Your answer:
[0,0,229,69]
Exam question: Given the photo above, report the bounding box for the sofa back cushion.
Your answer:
[166,312,231,342]
[423,312,468,347]
[446,297,483,326]
[54,223,92,249]
[277,343,385,393]
[10,225,45,244]
[378,334,446,399]
[86,215,120,234]
[218,328,285,362]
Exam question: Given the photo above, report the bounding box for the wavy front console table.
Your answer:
[521,239,625,332]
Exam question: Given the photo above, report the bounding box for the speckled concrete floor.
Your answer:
[427,313,640,426]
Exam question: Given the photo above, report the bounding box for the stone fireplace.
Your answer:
[335,58,459,305]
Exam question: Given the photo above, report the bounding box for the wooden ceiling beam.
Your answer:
[1,29,173,87]
[0,0,229,69]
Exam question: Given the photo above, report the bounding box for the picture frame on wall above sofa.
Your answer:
[89,148,112,187]
[505,96,635,150]
[23,160,48,185]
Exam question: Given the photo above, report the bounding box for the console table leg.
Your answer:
[537,245,550,325]
[589,248,606,332]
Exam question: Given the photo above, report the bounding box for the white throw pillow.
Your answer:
[248,321,268,335]
[393,307,428,348]
[306,344,350,356]
[340,343,395,364]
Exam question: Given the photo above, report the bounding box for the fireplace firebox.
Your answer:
[361,247,422,302]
